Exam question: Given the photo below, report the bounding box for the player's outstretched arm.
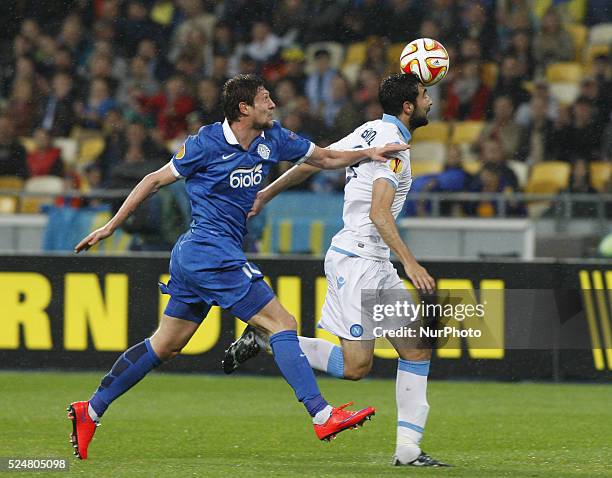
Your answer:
[370,178,435,293]
[74,163,178,253]
[248,162,320,218]
[305,143,408,170]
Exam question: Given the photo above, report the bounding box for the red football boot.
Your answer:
[314,402,376,441]
[67,401,99,460]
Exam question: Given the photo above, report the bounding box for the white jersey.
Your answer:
[329,117,412,261]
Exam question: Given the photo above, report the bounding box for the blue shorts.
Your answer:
[159,232,275,323]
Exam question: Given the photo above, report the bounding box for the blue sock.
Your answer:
[326,345,345,379]
[89,338,161,417]
[269,330,328,417]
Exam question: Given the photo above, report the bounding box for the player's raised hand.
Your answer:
[404,260,436,294]
[248,190,270,218]
[367,143,409,162]
[75,226,114,253]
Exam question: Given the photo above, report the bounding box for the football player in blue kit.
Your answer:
[66,74,408,460]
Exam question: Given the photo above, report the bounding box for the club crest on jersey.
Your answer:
[175,143,186,160]
[389,158,403,174]
[230,163,263,188]
[257,143,271,160]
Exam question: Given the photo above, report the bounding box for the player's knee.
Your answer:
[343,360,372,381]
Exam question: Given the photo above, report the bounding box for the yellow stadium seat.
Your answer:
[586,44,610,65]
[589,22,612,47]
[344,42,367,66]
[590,161,612,192]
[0,176,24,190]
[546,62,584,82]
[19,137,35,153]
[450,121,485,145]
[411,121,450,143]
[462,159,482,175]
[526,161,571,194]
[0,196,17,214]
[410,160,443,177]
[387,43,406,73]
[410,141,447,164]
[481,62,498,89]
[78,136,105,165]
[548,82,580,105]
[565,24,588,62]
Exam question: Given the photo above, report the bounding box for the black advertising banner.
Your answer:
[0,255,611,382]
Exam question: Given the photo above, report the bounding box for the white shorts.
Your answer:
[318,247,415,341]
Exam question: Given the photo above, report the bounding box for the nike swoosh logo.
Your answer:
[222,153,237,159]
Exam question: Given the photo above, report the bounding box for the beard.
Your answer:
[409,109,429,130]
[253,118,274,130]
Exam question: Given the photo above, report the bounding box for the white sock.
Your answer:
[298,337,344,378]
[395,359,430,463]
[88,403,100,423]
[312,405,333,425]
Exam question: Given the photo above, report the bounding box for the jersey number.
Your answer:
[361,128,377,146]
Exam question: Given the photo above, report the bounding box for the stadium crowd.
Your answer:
[0,0,611,229]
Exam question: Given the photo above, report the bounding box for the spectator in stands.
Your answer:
[467,163,525,217]
[6,79,38,137]
[458,2,497,59]
[39,72,76,137]
[273,79,299,119]
[329,76,361,139]
[479,137,519,190]
[136,38,173,82]
[117,0,163,58]
[577,76,609,128]
[138,75,195,140]
[107,121,168,190]
[514,79,559,127]
[57,14,88,68]
[506,29,534,78]
[76,78,117,130]
[479,95,523,161]
[85,52,119,95]
[26,128,64,177]
[551,97,603,163]
[96,109,127,183]
[443,60,490,120]
[117,55,160,108]
[195,78,223,125]
[322,74,352,128]
[271,0,309,45]
[353,67,381,108]
[488,55,530,112]
[210,21,235,59]
[210,54,230,86]
[244,21,282,66]
[363,37,389,78]
[458,37,483,63]
[0,116,28,178]
[280,47,307,94]
[426,0,461,45]
[305,49,336,116]
[517,96,555,165]
[566,158,599,217]
[532,7,574,72]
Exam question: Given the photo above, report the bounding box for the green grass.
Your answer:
[0,371,610,477]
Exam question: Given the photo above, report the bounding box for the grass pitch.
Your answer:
[0,371,610,477]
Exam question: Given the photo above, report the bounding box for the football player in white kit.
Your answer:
[223,73,448,467]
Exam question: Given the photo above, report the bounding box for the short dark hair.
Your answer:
[222,74,266,123]
[378,73,422,116]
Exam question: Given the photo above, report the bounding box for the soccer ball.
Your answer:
[399,38,449,86]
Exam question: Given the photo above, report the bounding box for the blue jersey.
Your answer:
[169,119,314,269]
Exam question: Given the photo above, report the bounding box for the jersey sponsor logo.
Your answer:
[229,163,263,188]
[389,158,403,174]
[175,143,186,160]
[257,143,271,160]
[350,324,364,338]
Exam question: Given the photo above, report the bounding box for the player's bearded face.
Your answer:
[409,87,432,130]
[251,88,275,130]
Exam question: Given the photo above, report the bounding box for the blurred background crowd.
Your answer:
[0,0,611,251]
